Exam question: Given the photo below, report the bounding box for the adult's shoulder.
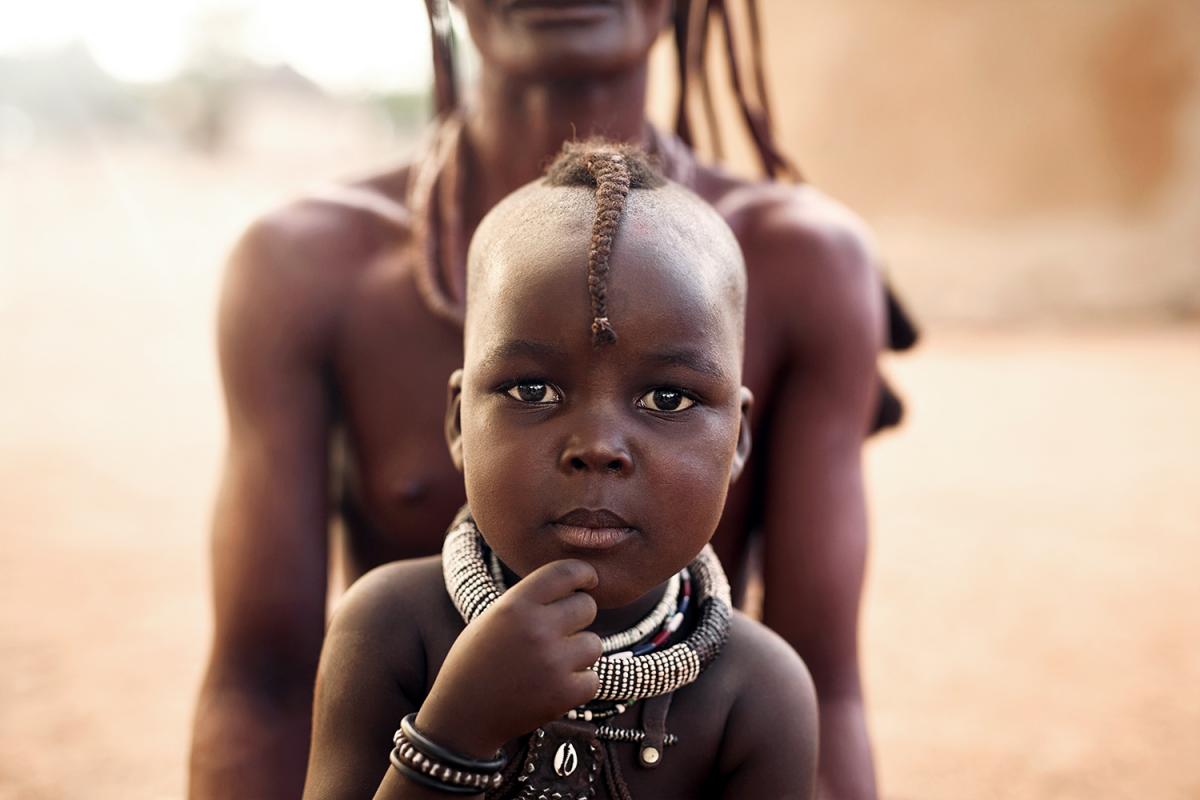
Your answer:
[714,179,879,299]
[218,166,417,356]
[228,164,415,288]
[704,174,884,356]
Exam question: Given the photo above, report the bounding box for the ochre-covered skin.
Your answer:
[189,3,883,799]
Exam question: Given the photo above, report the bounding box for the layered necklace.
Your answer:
[443,511,732,706]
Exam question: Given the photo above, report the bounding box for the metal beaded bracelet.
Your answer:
[399,713,508,773]
[389,731,505,795]
[390,713,507,794]
[389,748,492,796]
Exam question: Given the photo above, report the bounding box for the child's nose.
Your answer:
[558,428,633,476]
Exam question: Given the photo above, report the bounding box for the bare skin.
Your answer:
[305,165,818,799]
[189,3,881,798]
[305,559,817,800]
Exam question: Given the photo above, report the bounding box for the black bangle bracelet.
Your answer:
[389,749,482,796]
[400,713,507,773]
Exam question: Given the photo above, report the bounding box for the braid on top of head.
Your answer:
[545,142,666,347]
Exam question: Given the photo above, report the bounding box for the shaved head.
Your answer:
[465,145,746,359]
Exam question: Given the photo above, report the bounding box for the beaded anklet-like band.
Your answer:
[389,713,506,795]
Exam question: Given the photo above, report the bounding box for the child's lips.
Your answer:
[551,508,636,551]
[550,524,636,551]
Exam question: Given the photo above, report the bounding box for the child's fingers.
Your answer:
[562,631,604,672]
[513,559,598,605]
[565,663,601,704]
[550,591,599,634]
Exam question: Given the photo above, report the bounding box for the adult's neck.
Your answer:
[461,64,651,230]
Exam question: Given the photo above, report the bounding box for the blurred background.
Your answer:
[1,1,1197,798]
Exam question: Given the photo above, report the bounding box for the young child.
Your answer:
[301,143,818,799]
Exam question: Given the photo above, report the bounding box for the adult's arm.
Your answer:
[189,209,344,799]
[735,189,885,800]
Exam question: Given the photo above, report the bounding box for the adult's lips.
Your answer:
[502,0,618,24]
[504,0,617,9]
[551,508,636,550]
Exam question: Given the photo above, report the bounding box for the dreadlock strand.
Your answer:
[743,0,776,129]
[712,0,771,176]
[424,0,458,115]
[694,0,725,162]
[738,0,801,179]
[673,1,694,148]
[712,0,797,179]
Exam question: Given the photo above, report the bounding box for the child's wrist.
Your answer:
[413,704,507,762]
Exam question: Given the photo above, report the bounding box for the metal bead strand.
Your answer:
[593,726,679,747]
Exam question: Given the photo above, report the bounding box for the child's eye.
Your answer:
[505,382,562,404]
[638,388,695,413]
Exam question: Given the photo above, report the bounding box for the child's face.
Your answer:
[449,203,751,608]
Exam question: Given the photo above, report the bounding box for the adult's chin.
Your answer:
[493,36,649,80]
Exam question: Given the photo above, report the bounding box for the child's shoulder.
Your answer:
[699,611,819,792]
[324,556,462,685]
[333,554,462,627]
[718,610,817,715]
[332,555,449,624]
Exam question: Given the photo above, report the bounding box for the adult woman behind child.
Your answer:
[304,141,819,800]
[190,2,907,799]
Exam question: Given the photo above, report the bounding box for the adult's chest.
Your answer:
[332,254,468,565]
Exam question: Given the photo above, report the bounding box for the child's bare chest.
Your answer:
[415,621,731,800]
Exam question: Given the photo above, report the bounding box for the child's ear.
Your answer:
[445,369,465,472]
[729,386,753,484]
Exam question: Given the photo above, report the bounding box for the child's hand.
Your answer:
[415,558,602,758]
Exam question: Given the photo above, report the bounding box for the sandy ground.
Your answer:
[1,141,1198,799]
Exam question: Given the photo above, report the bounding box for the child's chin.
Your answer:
[590,580,656,610]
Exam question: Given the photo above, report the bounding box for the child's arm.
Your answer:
[715,619,820,800]
[303,559,603,799]
[301,562,428,799]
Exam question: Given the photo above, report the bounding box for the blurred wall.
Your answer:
[648,0,1200,324]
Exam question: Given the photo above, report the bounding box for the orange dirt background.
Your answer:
[1,143,1197,799]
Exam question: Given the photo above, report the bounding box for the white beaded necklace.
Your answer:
[443,510,732,703]
[488,550,683,655]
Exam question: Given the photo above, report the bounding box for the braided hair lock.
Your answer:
[545,143,667,346]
